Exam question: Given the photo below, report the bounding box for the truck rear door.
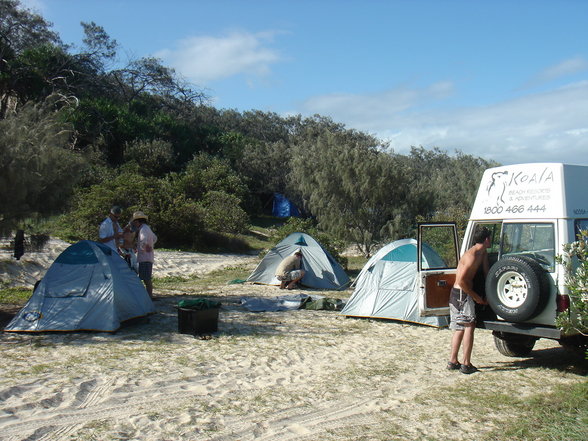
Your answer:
[417,222,460,316]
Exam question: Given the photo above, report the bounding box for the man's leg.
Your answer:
[144,279,153,299]
[139,262,154,299]
[449,329,464,364]
[461,323,476,366]
[287,271,305,289]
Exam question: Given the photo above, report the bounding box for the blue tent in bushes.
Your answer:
[272,193,300,218]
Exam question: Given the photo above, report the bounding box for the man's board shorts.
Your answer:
[276,270,303,282]
[449,287,476,330]
[138,262,153,281]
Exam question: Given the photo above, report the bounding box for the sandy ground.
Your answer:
[0,241,586,441]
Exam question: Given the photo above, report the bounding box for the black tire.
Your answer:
[485,255,550,322]
[493,331,537,357]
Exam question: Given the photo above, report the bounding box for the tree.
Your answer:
[0,0,60,56]
[199,191,249,234]
[290,130,409,257]
[556,235,588,342]
[178,153,247,202]
[0,97,86,234]
[123,138,176,177]
[0,0,62,116]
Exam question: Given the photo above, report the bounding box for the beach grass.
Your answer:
[0,287,32,305]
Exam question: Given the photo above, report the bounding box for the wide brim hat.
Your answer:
[132,211,148,222]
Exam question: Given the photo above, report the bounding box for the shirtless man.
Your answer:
[447,227,491,374]
[275,250,305,289]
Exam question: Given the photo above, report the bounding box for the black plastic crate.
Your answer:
[177,306,219,335]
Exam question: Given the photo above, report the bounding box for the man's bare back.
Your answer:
[454,242,489,305]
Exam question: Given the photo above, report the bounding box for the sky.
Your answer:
[20,0,588,165]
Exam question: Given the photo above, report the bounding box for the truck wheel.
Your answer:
[493,331,537,357]
[485,256,549,322]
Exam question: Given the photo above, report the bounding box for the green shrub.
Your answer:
[155,195,205,249]
[199,191,249,234]
[556,232,588,357]
[123,139,177,177]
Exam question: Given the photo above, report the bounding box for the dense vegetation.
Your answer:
[0,0,497,256]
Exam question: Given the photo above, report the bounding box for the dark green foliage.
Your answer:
[289,130,408,257]
[155,195,205,249]
[54,171,167,242]
[403,146,496,219]
[178,153,248,202]
[199,191,249,234]
[0,98,86,234]
[0,1,61,55]
[123,139,176,177]
[239,139,290,196]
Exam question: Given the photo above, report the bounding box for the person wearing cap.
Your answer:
[275,249,305,289]
[131,211,158,299]
[99,206,123,252]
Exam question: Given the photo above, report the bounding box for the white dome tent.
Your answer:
[342,239,449,327]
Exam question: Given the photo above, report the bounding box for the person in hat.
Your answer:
[131,211,158,299]
[99,205,123,253]
[275,249,305,289]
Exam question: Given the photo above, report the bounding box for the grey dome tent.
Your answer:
[341,239,449,327]
[4,240,154,333]
[246,232,350,290]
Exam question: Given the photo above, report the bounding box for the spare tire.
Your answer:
[485,255,550,322]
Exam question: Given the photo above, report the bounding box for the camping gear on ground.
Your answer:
[246,232,350,290]
[341,239,449,327]
[303,297,343,311]
[177,299,221,335]
[4,240,154,333]
[240,293,310,312]
[240,294,343,312]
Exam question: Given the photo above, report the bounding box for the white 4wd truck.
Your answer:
[418,162,588,356]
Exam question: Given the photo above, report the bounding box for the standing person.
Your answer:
[120,222,138,270]
[275,249,305,289]
[99,206,123,253]
[132,211,157,299]
[447,227,491,374]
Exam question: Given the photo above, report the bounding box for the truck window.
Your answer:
[469,222,502,267]
[574,219,588,241]
[419,224,458,269]
[501,223,555,271]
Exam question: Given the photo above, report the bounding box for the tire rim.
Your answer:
[497,271,528,308]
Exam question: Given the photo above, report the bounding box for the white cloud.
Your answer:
[301,81,588,165]
[302,81,454,129]
[537,57,588,82]
[525,57,588,89]
[155,30,282,85]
